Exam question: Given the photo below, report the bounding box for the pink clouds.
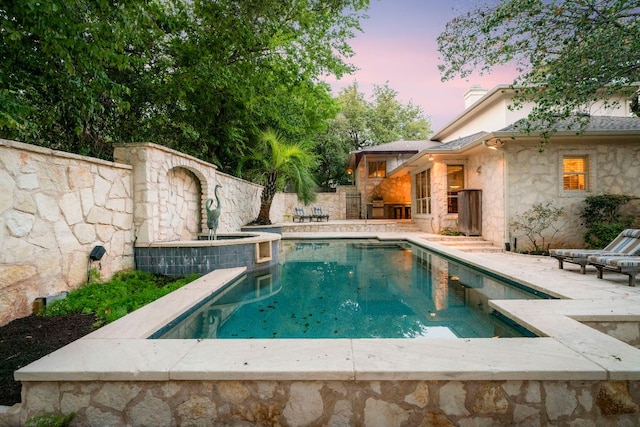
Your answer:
[327,0,519,131]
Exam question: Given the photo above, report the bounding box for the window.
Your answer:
[447,165,464,213]
[368,161,386,178]
[563,156,588,190]
[415,169,431,214]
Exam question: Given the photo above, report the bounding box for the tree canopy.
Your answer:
[330,82,432,150]
[437,0,640,132]
[240,129,317,225]
[0,0,369,172]
[314,81,432,189]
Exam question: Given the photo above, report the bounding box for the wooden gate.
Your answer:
[345,192,361,219]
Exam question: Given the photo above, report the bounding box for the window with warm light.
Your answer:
[563,156,588,191]
[368,161,386,178]
[447,165,464,213]
[415,169,431,214]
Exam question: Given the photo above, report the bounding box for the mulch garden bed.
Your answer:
[0,313,97,406]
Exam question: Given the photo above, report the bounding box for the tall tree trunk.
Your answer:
[256,198,273,224]
[256,171,277,224]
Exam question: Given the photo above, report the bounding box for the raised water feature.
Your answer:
[135,231,280,277]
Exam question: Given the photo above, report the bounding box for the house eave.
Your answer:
[430,85,514,141]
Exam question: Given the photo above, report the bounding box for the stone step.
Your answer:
[421,235,502,253]
[437,244,502,253]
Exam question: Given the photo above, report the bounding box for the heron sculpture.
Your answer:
[206,184,223,240]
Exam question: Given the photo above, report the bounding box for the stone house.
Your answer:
[346,140,438,220]
[352,85,640,250]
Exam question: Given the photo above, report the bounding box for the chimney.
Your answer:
[464,85,488,109]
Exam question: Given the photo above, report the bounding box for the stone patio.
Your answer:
[8,228,640,425]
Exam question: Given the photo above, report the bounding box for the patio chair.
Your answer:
[587,255,640,287]
[292,207,311,222]
[311,206,329,222]
[550,229,640,274]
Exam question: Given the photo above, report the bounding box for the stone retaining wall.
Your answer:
[0,139,345,326]
[281,190,347,222]
[584,321,640,349]
[0,139,135,326]
[17,379,640,426]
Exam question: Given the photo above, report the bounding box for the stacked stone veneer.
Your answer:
[112,143,267,245]
[413,139,640,250]
[506,140,640,250]
[0,140,298,326]
[281,188,348,222]
[412,153,505,245]
[0,139,134,326]
[17,379,640,425]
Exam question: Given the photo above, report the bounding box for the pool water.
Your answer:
[154,240,544,339]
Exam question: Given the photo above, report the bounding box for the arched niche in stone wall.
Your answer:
[160,166,204,241]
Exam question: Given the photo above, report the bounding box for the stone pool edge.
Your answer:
[15,234,640,384]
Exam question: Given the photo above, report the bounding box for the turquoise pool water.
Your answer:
[154,240,547,339]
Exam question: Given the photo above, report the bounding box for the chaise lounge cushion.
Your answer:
[292,207,311,222]
[587,254,640,287]
[311,207,329,221]
[550,229,640,273]
[588,255,640,268]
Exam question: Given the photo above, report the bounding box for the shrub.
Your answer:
[43,270,199,325]
[580,194,634,248]
[510,202,565,254]
[25,413,74,427]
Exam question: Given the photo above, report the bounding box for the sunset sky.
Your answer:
[327,0,519,131]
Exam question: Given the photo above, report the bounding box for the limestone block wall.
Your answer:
[506,140,640,250]
[466,151,506,247]
[114,143,217,244]
[370,174,411,204]
[0,139,355,326]
[113,143,267,244]
[214,172,264,230]
[0,139,134,326]
[0,141,274,326]
[281,191,346,221]
[18,379,640,426]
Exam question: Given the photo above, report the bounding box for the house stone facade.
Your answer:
[399,86,640,250]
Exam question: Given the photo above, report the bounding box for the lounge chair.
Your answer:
[587,255,640,287]
[292,207,311,222]
[550,229,640,274]
[311,206,329,222]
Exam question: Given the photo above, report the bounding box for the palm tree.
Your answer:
[241,129,317,225]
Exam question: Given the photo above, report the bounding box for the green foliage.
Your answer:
[441,227,463,236]
[580,194,633,228]
[580,194,634,248]
[43,271,199,325]
[510,202,565,253]
[0,0,162,157]
[314,130,353,189]
[1,0,370,174]
[25,413,74,427]
[584,222,631,250]
[315,81,432,188]
[331,82,433,151]
[437,0,640,139]
[240,129,318,224]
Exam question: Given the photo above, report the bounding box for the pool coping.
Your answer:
[15,233,640,383]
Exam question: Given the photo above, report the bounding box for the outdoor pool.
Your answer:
[153,239,550,339]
